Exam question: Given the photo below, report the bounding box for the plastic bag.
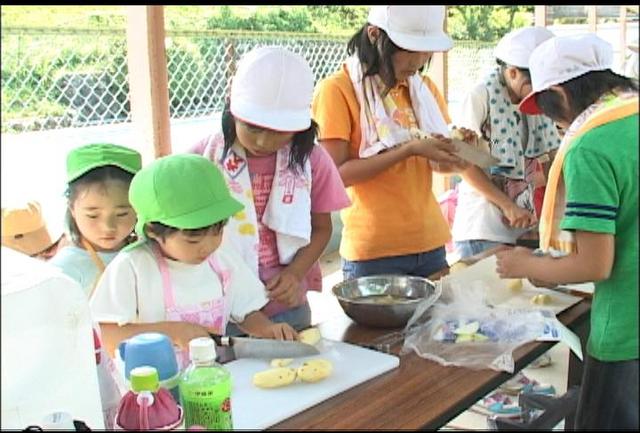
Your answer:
[401,280,547,372]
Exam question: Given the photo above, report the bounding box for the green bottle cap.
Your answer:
[130,366,159,392]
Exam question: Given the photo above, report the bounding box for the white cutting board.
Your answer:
[226,339,399,430]
[444,255,582,313]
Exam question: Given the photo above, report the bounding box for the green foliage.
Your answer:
[448,6,534,42]
[206,6,317,33]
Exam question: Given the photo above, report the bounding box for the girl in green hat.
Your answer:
[48,142,142,429]
[50,143,142,298]
[90,154,298,367]
[190,46,350,335]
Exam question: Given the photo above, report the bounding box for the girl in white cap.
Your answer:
[312,6,469,280]
[496,33,638,430]
[190,46,350,334]
[452,26,562,260]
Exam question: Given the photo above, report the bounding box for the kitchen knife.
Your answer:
[208,334,320,359]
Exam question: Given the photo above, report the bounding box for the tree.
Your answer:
[448,6,534,41]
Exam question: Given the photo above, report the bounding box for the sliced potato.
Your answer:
[252,367,297,389]
[531,294,552,305]
[449,262,469,273]
[297,359,333,383]
[505,278,523,292]
[270,358,293,368]
[454,321,480,335]
[299,327,322,346]
[455,334,475,343]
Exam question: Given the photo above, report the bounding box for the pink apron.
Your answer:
[151,245,232,369]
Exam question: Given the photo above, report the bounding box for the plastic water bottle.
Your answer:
[179,338,233,430]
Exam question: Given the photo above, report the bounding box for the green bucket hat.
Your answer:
[66,143,142,183]
[128,154,244,248]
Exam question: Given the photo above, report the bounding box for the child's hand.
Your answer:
[495,247,535,278]
[265,268,302,307]
[262,322,298,341]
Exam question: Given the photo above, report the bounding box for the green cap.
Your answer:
[129,366,160,392]
[128,154,244,247]
[66,143,142,183]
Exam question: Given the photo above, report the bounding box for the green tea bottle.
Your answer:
[179,337,233,430]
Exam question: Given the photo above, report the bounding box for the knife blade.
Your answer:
[208,334,320,359]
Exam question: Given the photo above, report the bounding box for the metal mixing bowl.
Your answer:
[331,275,440,328]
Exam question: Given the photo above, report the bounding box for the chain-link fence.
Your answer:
[1,26,497,133]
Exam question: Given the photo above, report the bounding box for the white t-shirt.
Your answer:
[89,242,268,327]
[49,245,119,297]
[451,83,528,244]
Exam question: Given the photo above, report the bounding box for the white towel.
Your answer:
[345,55,450,158]
[203,134,312,275]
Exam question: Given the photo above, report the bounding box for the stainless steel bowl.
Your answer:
[331,275,440,328]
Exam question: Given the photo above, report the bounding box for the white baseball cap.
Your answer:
[494,26,555,68]
[367,6,453,52]
[230,46,313,132]
[519,33,613,115]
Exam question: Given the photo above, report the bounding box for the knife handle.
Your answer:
[208,333,233,347]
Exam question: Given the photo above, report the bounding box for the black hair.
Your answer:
[145,219,228,242]
[496,58,531,84]
[347,24,430,96]
[220,101,317,174]
[536,70,639,123]
[64,165,135,246]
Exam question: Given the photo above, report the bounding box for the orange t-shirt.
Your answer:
[312,65,452,261]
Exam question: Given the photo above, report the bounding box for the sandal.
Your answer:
[473,391,522,416]
[499,372,556,395]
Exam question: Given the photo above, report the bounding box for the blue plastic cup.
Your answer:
[118,332,180,401]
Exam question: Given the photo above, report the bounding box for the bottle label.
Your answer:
[182,390,233,430]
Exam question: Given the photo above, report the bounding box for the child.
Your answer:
[1,200,65,260]
[495,34,638,430]
[89,153,299,365]
[190,46,350,333]
[47,142,142,429]
[49,143,142,296]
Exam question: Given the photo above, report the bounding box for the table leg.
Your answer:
[564,311,590,431]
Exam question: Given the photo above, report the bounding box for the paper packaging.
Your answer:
[410,128,499,169]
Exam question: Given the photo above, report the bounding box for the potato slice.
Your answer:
[449,262,469,273]
[270,358,293,368]
[454,321,480,335]
[505,278,523,292]
[531,294,552,305]
[297,359,333,383]
[450,128,465,141]
[299,327,322,346]
[252,367,297,389]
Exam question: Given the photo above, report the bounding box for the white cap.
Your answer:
[367,6,453,52]
[230,46,313,132]
[188,337,216,363]
[494,26,555,68]
[519,33,613,115]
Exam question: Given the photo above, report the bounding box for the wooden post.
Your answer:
[534,5,548,27]
[126,6,172,163]
[619,6,628,72]
[587,6,597,33]
[431,5,450,197]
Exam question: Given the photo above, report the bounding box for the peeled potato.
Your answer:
[299,327,322,346]
[270,358,293,368]
[252,367,297,389]
[454,321,480,335]
[505,278,523,292]
[449,262,469,273]
[451,128,465,141]
[531,294,552,305]
[297,359,333,383]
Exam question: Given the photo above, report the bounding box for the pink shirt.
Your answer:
[190,137,350,317]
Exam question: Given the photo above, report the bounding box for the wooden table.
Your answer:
[271,292,590,430]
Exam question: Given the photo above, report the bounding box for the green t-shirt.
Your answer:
[561,113,639,361]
